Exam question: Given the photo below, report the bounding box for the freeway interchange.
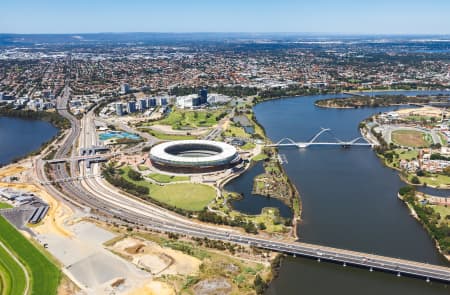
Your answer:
[35,86,450,284]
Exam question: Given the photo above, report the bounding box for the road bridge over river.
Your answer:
[37,87,449,284]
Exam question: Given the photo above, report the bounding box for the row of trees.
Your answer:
[197,209,258,234]
[102,166,149,196]
[399,186,450,255]
[316,94,448,109]
[0,105,70,129]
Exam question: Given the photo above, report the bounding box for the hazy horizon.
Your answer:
[2,0,450,35]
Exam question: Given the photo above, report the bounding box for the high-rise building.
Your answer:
[192,97,201,107]
[115,103,124,116]
[127,101,136,113]
[138,99,147,111]
[147,98,157,107]
[120,83,130,94]
[159,97,168,106]
[199,88,208,105]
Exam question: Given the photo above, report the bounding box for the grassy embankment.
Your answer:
[121,166,215,211]
[399,187,450,257]
[0,216,60,295]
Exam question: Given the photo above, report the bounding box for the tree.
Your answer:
[444,166,450,176]
[127,169,142,181]
[254,274,267,294]
[411,176,420,184]
[416,170,425,177]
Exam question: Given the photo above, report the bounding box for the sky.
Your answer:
[1,0,450,35]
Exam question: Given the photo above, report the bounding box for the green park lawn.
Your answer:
[429,205,450,226]
[241,142,256,150]
[396,149,419,161]
[223,124,249,139]
[144,129,198,140]
[0,202,12,209]
[417,174,450,188]
[147,173,190,183]
[121,167,216,211]
[0,216,60,295]
[252,152,269,162]
[152,109,226,129]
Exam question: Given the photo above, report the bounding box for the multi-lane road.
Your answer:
[35,86,450,284]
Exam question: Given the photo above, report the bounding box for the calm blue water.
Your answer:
[99,131,140,141]
[0,117,58,166]
[225,161,292,218]
[245,91,450,295]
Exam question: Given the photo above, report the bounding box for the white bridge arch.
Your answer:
[267,128,375,148]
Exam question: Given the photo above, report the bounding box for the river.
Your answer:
[0,116,58,166]
[237,92,450,294]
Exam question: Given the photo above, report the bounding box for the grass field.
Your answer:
[391,130,431,147]
[430,205,450,226]
[0,216,60,295]
[252,152,269,162]
[137,165,149,171]
[0,202,12,209]
[438,132,448,146]
[396,148,419,161]
[223,124,250,139]
[417,174,450,187]
[154,109,226,129]
[241,142,256,150]
[122,167,216,211]
[147,173,190,183]
[144,129,198,140]
[0,242,27,295]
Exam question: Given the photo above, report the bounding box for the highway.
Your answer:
[36,85,450,284]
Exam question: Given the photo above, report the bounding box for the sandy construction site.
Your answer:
[0,162,183,294]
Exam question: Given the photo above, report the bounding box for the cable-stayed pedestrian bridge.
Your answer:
[267,128,375,148]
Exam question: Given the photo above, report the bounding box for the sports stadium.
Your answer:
[149,140,241,173]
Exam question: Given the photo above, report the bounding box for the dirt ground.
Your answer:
[57,276,80,295]
[127,280,175,295]
[111,237,201,276]
[395,106,448,118]
[0,163,73,238]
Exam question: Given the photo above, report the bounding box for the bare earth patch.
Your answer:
[127,280,176,295]
[392,130,429,147]
[193,277,232,295]
[111,237,201,276]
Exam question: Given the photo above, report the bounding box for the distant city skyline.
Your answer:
[1,0,450,35]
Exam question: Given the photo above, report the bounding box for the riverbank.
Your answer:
[358,114,450,260]
[397,190,450,263]
[0,109,68,167]
[0,107,70,130]
[0,115,65,167]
